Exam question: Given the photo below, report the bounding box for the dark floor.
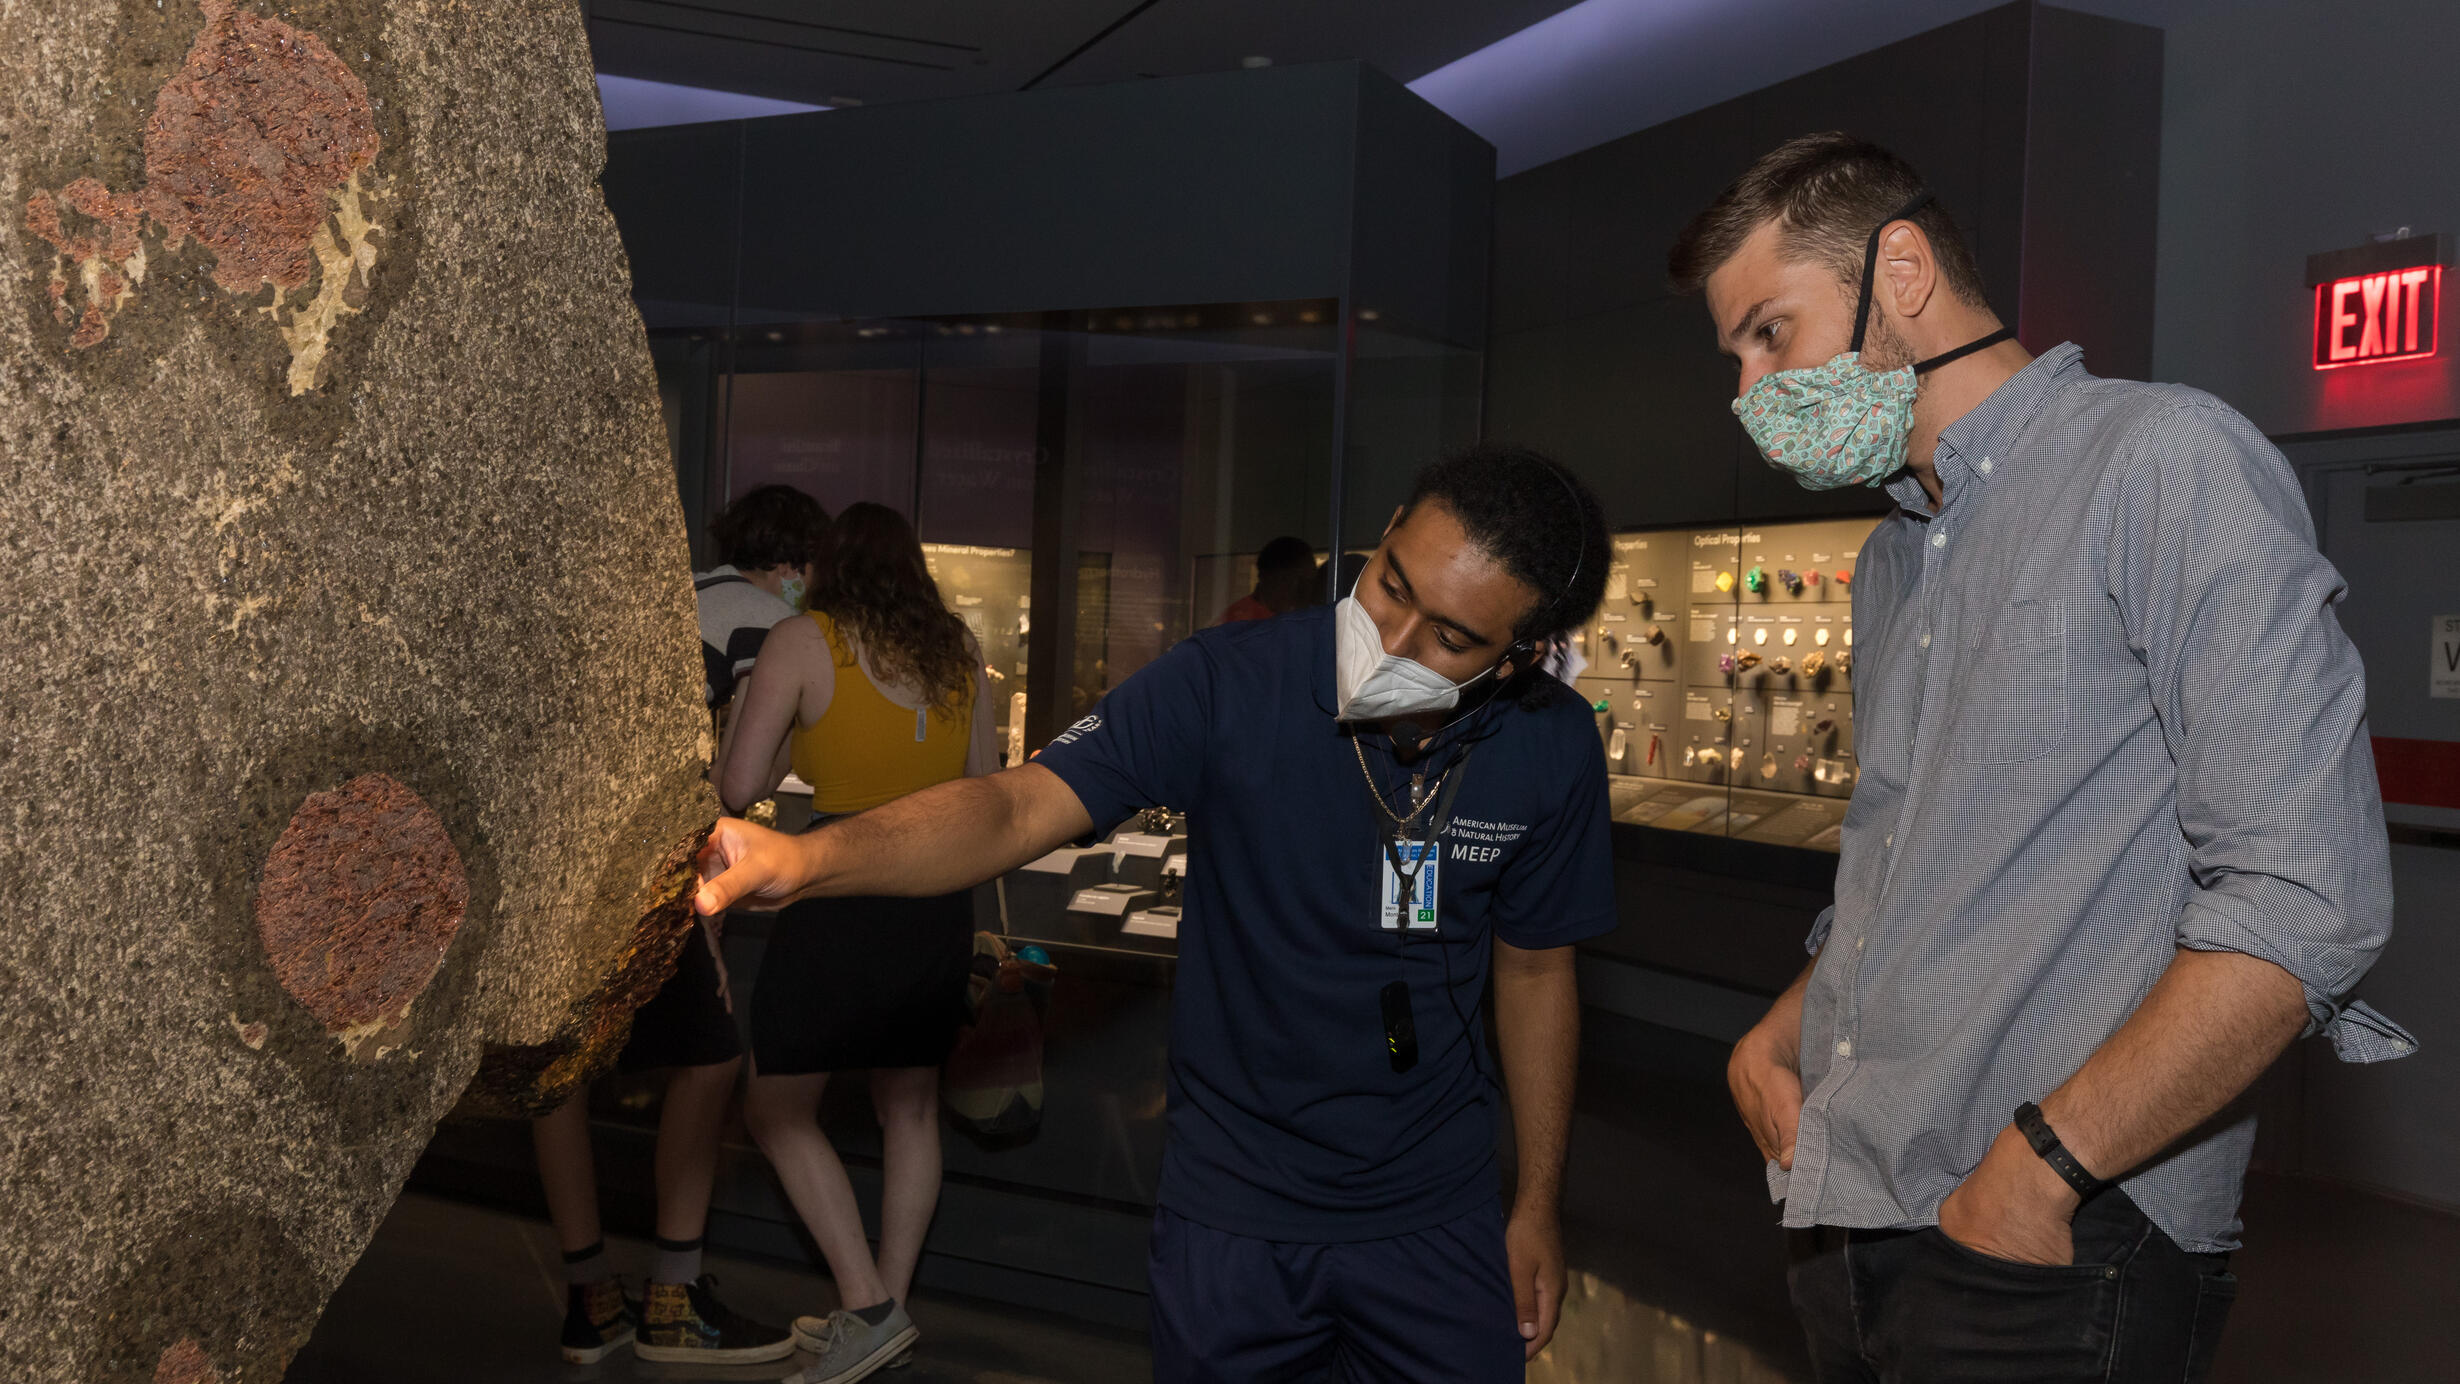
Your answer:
[289,1011,2460,1383]
[285,1192,1152,1384]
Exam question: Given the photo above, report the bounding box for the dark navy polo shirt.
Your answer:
[1035,604,1617,1242]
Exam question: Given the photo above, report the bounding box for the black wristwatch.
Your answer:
[2013,1102,2110,1201]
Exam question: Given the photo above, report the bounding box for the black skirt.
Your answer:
[616,921,744,1072]
[749,888,974,1074]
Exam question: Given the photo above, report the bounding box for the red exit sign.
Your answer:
[2309,233,2452,370]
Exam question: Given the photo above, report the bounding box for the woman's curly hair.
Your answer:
[807,502,975,715]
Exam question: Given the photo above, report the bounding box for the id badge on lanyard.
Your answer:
[1380,837,1441,931]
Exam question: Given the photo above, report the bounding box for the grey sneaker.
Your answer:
[784,1304,919,1384]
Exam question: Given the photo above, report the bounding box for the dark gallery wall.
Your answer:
[602,61,1491,564]
[1341,73,1495,533]
[605,64,1360,323]
[2153,0,2460,436]
[1484,2,2161,531]
[729,69,1358,323]
[2146,0,2460,1216]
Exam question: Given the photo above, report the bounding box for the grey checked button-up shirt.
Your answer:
[1773,344,2409,1254]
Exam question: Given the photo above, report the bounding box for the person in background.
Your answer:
[718,501,996,1384]
[695,446,1617,1382]
[1672,132,2405,1382]
[532,487,827,1366]
[1217,534,1321,623]
[699,484,832,718]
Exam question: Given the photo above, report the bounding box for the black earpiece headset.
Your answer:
[1502,460,1592,680]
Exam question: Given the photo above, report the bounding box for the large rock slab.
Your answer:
[0,2,716,1378]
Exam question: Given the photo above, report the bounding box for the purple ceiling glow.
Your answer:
[1409,0,2175,176]
[597,73,826,132]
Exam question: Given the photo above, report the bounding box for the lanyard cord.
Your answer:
[1357,739,1486,1083]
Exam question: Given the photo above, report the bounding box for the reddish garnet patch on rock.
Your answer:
[143,0,379,294]
[255,773,464,1047]
[154,1338,221,1384]
[23,0,379,349]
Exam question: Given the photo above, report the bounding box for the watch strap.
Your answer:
[2014,1101,2109,1200]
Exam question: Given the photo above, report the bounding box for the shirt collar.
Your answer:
[1885,343,2086,513]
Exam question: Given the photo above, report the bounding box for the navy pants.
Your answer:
[1147,1204,1524,1383]
[1788,1190,2238,1383]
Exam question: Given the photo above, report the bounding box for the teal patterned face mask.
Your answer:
[1732,351,1921,490]
[1731,190,2013,491]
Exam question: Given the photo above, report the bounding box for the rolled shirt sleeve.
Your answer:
[1804,903,1837,955]
[2106,401,2410,1060]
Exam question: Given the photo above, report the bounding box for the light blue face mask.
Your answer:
[1730,191,2015,491]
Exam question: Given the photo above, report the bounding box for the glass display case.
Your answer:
[1568,516,1882,853]
[655,299,1350,758]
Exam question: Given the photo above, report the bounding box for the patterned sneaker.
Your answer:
[635,1274,797,1364]
[784,1304,919,1384]
[559,1278,635,1365]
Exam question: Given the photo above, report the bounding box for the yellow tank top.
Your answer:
[790,611,974,815]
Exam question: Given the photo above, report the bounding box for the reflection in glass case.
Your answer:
[923,543,1032,762]
[1571,516,1883,853]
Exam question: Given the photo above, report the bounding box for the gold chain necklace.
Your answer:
[1351,734,1454,835]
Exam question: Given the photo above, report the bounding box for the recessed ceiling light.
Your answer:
[1357,308,1381,321]
[1241,55,1272,69]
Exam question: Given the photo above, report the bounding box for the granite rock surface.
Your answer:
[0,2,716,1378]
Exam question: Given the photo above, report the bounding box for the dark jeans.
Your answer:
[1788,1190,2238,1383]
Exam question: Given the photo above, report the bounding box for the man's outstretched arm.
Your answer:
[695,762,1094,915]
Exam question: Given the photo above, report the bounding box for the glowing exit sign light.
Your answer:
[2309,233,2453,370]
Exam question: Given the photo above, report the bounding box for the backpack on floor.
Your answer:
[941,930,1057,1147]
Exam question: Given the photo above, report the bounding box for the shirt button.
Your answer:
[1919,632,1931,648]
[1856,936,1866,951]
[1979,457,1994,474]
[1836,1040,1854,1058]
[1931,531,1947,549]
[1884,833,1894,848]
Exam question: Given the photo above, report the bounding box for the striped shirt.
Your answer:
[1774,344,2410,1254]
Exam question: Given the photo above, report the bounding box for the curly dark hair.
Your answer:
[807,502,975,713]
[709,484,829,572]
[1400,443,1609,644]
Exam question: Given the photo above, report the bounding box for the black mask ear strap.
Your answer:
[1851,190,1936,355]
[1913,325,2016,375]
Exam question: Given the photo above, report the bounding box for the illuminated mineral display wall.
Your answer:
[0,2,714,1378]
